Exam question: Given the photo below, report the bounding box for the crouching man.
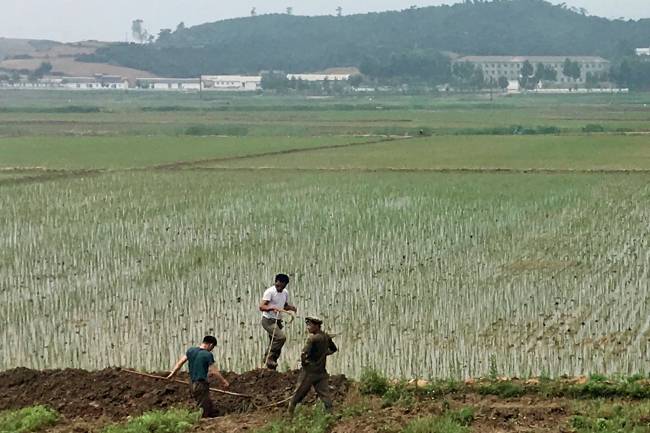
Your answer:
[167,335,230,418]
[288,316,338,416]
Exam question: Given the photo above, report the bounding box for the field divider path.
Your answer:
[148,136,408,170]
[182,166,650,175]
[0,137,406,186]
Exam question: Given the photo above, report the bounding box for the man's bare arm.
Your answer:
[166,355,188,379]
[209,364,230,388]
[284,302,297,313]
[259,299,279,312]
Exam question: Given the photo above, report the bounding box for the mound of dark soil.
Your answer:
[0,367,348,419]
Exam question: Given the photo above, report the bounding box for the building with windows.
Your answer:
[286,73,351,82]
[636,48,650,56]
[136,78,201,91]
[61,75,128,90]
[201,75,262,91]
[454,56,610,84]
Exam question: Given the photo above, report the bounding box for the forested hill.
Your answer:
[80,0,650,77]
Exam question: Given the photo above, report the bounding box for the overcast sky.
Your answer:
[1,0,648,42]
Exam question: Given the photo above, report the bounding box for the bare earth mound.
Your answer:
[0,367,349,419]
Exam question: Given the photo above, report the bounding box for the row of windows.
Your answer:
[478,63,604,69]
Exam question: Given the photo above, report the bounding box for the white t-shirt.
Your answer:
[261,286,289,320]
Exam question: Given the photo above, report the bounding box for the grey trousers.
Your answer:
[261,317,287,363]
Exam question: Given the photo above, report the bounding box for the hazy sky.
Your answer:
[1,0,648,42]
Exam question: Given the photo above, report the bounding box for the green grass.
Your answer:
[102,408,200,433]
[255,405,334,433]
[570,401,650,433]
[0,406,59,433]
[214,135,650,171]
[402,412,472,433]
[0,135,372,169]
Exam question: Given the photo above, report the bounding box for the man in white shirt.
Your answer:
[259,273,297,370]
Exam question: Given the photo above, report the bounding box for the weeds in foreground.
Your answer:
[102,408,200,433]
[0,406,59,433]
[401,409,473,433]
[359,368,390,396]
[570,401,650,433]
[255,404,334,433]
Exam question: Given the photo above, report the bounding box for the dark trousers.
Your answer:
[190,381,218,418]
[288,370,333,414]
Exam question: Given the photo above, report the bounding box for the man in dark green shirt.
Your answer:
[167,335,230,418]
[288,316,338,415]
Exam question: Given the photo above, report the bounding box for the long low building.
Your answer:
[201,75,261,91]
[136,78,201,91]
[454,56,610,84]
[286,73,351,82]
[62,75,129,90]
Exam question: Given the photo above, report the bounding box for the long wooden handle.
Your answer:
[122,369,253,398]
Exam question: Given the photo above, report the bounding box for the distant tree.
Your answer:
[534,63,557,84]
[519,60,534,88]
[158,28,173,44]
[498,76,509,90]
[131,19,149,44]
[251,7,257,16]
[286,7,293,15]
[28,61,53,81]
[563,58,582,81]
[452,61,484,89]
[261,71,289,91]
[36,61,53,76]
[349,74,363,88]
[176,22,186,32]
[611,57,650,90]
[336,6,343,16]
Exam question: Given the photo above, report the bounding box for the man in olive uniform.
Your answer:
[167,335,230,418]
[288,316,338,415]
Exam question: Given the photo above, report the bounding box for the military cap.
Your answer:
[305,316,323,325]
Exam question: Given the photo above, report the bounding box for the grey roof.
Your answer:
[137,78,200,84]
[456,55,609,63]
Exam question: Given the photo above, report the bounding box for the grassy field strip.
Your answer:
[0,136,377,170]
[150,136,403,170]
[207,135,650,171]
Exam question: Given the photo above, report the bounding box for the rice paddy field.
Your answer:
[1,90,649,380]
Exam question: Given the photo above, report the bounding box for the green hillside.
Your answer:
[80,0,650,78]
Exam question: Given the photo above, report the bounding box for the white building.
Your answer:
[136,78,201,91]
[636,48,650,56]
[454,56,610,84]
[61,75,128,90]
[201,75,262,91]
[286,73,351,82]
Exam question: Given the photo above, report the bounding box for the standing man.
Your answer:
[288,316,338,416]
[259,273,297,370]
[167,335,230,418]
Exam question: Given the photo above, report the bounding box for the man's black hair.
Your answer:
[275,274,290,284]
[203,335,218,346]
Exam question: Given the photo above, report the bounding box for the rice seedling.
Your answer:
[1,169,648,380]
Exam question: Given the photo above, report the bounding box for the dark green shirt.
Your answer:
[186,347,214,382]
[300,332,338,374]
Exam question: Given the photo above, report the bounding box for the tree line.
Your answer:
[77,0,650,88]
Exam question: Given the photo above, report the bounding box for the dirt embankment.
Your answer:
[0,367,349,419]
